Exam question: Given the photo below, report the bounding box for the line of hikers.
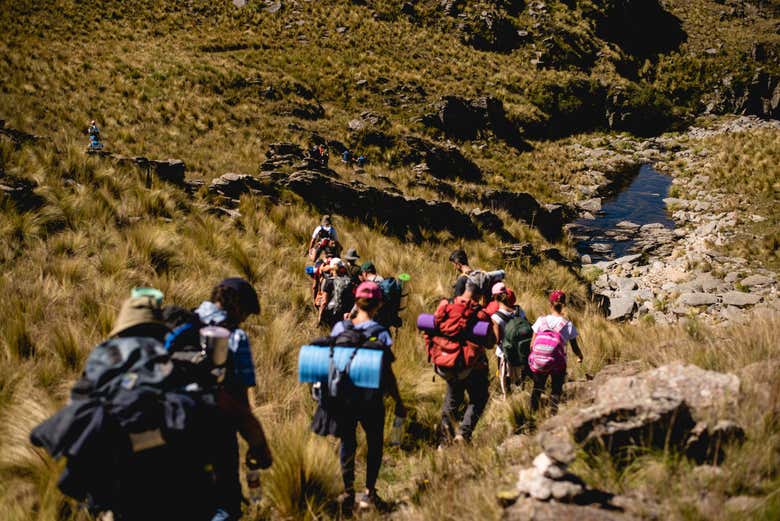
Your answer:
[32,216,584,520]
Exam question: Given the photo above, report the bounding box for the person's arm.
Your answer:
[216,388,272,469]
[491,319,502,346]
[383,364,406,417]
[570,337,583,363]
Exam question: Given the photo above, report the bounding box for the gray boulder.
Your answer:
[720,291,761,307]
[607,295,636,320]
[740,274,774,287]
[678,292,718,307]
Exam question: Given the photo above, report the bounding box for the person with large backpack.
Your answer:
[424,282,492,444]
[309,281,407,514]
[319,258,356,327]
[31,294,223,521]
[193,278,273,520]
[528,290,584,414]
[447,249,504,306]
[308,215,341,261]
[448,248,473,298]
[490,284,533,397]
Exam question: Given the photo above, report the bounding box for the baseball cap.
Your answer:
[549,290,566,305]
[355,281,382,301]
[218,277,260,315]
[360,261,376,273]
[330,257,344,268]
[491,282,507,295]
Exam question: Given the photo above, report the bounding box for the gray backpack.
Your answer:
[327,275,356,318]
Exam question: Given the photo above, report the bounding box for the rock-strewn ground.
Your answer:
[569,117,779,324]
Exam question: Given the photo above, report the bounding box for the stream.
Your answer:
[571,164,675,262]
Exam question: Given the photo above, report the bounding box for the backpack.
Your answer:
[161,306,215,386]
[316,226,333,241]
[309,321,389,437]
[30,337,220,519]
[375,277,404,328]
[466,269,505,299]
[501,311,534,367]
[427,298,487,369]
[528,317,568,374]
[325,275,356,324]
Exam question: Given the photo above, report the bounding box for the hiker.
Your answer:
[194,278,272,520]
[319,144,329,166]
[359,261,384,283]
[312,281,407,513]
[356,154,367,168]
[424,282,492,444]
[490,284,533,396]
[342,149,352,164]
[308,215,341,261]
[87,119,103,150]
[448,249,473,298]
[31,295,222,521]
[318,258,356,327]
[528,290,584,414]
[343,248,362,282]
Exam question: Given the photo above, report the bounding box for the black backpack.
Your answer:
[324,275,356,326]
[31,337,220,520]
[375,277,405,329]
[309,321,388,437]
[161,305,214,386]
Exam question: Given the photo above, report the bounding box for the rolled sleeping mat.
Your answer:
[416,313,490,337]
[298,345,383,389]
[305,265,316,277]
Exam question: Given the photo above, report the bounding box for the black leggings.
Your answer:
[530,371,565,413]
[339,406,385,494]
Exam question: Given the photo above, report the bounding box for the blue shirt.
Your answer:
[330,319,393,347]
[195,301,257,387]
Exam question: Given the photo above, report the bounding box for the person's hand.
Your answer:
[246,445,272,470]
[394,402,408,418]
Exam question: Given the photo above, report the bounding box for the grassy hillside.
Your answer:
[1,1,779,520]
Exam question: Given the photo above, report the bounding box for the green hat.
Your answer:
[360,261,376,274]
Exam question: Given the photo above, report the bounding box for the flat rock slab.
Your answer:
[504,497,638,521]
[678,292,718,306]
[720,291,761,307]
[607,296,636,320]
[741,275,774,287]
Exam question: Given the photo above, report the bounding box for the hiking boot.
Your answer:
[338,492,355,517]
[357,490,390,512]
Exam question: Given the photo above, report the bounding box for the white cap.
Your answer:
[330,257,344,268]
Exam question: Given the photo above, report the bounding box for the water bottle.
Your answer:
[389,415,404,447]
[246,468,262,504]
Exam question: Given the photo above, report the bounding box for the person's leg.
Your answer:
[360,406,386,492]
[440,376,465,442]
[530,372,549,412]
[550,371,566,415]
[459,367,490,440]
[213,426,242,518]
[339,415,359,495]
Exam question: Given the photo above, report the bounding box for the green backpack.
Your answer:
[501,312,533,367]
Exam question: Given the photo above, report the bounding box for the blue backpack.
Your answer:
[376,278,404,328]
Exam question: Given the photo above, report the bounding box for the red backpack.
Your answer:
[426,298,488,368]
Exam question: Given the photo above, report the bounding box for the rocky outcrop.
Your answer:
[0,173,45,211]
[481,189,569,240]
[458,5,519,52]
[0,120,44,146]
[282,170,479,239]
[208,172,279,199]
[423,96,524,147]
[348,111,393,147]
[705,70,780,120]
[542,363,743,465]
[398,136,482,182]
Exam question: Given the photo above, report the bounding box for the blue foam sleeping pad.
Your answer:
[298,345,384,389]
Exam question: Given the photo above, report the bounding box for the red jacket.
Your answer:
[426,297,492,369]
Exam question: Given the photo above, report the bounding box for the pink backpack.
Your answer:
[528,318,567,374]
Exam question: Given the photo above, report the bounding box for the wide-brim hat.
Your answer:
[344,248,360,261]
[109,296,167,337]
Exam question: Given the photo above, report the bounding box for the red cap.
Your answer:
[355,281,382,301]
[549,290,566,305]
[506,289,516,307]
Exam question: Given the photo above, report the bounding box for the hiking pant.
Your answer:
[441,367,490,441]
[530,371,565,414]
[213,425,242,518]
[339,405,385,493]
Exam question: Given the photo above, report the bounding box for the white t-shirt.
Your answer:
[532,315,578,345]
[311,225,338,242]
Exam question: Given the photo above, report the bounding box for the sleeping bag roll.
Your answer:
[298,345,384,389]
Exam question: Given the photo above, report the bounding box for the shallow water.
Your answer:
[572,164,675,261]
